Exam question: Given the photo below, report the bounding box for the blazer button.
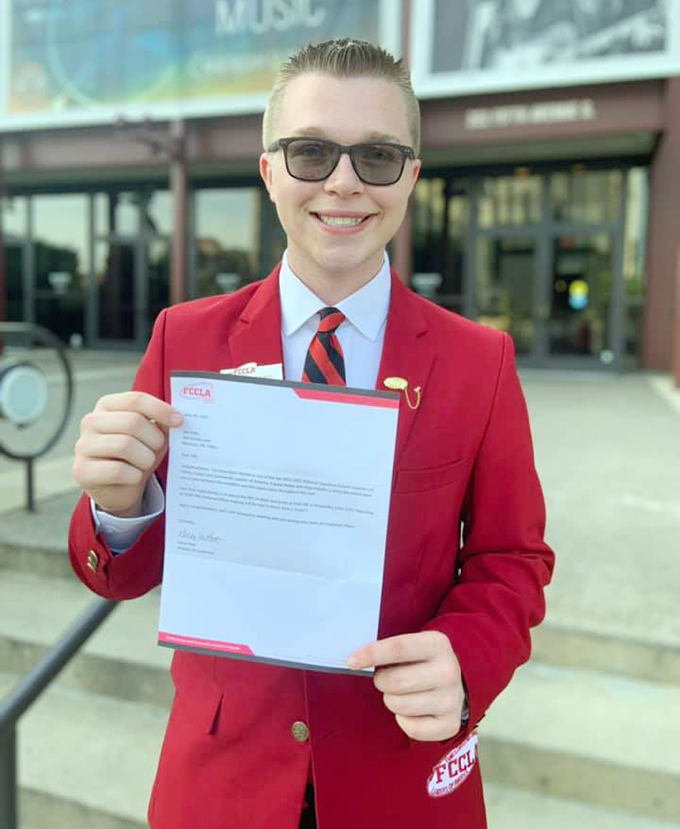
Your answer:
[292,721,310,743]
[86,550,99,572]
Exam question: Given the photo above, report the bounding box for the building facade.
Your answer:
[1,0,679,377]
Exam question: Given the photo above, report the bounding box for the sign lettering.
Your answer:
[465,99,597,131]
[215,0,327,37]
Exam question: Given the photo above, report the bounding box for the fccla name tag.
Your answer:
[426,732,478,798]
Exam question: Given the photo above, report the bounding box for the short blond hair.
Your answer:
[262,38,421,156]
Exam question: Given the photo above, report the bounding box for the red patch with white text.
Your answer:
[426,732,478,798]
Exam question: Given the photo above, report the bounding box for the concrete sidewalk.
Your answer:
[523,371,680,651]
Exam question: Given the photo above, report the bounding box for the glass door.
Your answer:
[545,232,616,363]
[94,238,138,342]
[476,234,541,358]
[145,237,171,339]
[412,178,470,314]
[92,190,171,347]
[93,192,141,345]
[32,194,89,345]
[5,242,26,323]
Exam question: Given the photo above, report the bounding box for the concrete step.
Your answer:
[4,662,679,829]
[532,622,680,686]
[0,570,172,707]
[481,662,680,824]
[4,531,680,689]
[14,774,680,829]
[484,784,680,829]
[0,459,79,516]
[1,672,165,829]
[1,565,679,825]
[0,491,81,579]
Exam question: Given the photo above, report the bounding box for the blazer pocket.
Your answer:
[394,459,462,494]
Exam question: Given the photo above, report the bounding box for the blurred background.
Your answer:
[0,1,679,827]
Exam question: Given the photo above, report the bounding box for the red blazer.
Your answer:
[69,266,554,829]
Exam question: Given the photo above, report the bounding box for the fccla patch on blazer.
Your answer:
[426,732,479,798]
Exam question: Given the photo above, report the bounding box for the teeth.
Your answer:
[317,215,365,227]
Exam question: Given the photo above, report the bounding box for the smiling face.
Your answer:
[259,73,421,303]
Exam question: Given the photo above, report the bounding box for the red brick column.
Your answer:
[673,245,680,387]
[643,78,680,371]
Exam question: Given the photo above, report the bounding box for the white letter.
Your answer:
[249,0,271,35]
[272,0,295,31]
[299,0,326,28]
[216,0,246,35]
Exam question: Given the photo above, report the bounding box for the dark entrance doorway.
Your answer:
[412,166,642,369]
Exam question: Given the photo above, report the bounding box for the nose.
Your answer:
[323,151,364,196]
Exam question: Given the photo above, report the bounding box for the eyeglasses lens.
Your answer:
[286,140,404,185]
[286,140,335,180]
[353,145,404,185]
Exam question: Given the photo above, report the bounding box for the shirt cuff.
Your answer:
[91,476,165,554]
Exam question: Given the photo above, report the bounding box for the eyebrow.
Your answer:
[293,127,405,144]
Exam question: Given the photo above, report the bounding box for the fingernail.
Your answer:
[170,412,183,426]
[347,656,360,670]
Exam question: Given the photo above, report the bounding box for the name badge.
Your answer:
[221,362,284,380]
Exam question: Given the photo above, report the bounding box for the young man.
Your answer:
[70,39,554,829]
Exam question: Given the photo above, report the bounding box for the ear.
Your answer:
[259,152,275,202]
[408,159,422,195]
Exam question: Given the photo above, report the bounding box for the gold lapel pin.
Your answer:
[384,377,422,411]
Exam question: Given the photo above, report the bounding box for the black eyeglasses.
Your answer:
[268,137,416,186]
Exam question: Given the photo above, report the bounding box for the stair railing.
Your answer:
[0,597,118,828]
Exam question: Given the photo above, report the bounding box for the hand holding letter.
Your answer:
[348,631,466,742]
[73,391,183,517]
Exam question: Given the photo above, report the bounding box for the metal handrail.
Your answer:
[0,596,118,828]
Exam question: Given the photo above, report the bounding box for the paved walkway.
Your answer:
[522,371,680,648]
[1,349,679,650]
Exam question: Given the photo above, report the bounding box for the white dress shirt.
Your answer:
[94,250,392,552]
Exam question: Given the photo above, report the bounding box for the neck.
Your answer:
[286,251,385,305]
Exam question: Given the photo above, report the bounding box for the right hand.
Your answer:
[73,391,183,517]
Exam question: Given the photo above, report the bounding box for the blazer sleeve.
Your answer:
[68,309,170,601]
[423,333,555,735]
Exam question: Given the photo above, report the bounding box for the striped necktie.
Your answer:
[302,307,346,386]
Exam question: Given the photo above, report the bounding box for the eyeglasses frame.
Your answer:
[267,137,417,186]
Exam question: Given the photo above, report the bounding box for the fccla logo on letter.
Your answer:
[180,381,214,403]
[426,732,478,798]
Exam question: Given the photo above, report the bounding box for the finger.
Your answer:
[81,412,168,452]
[82,433,158,472]
[95,392,182,428]
[383,690,458,718]
[395,713,461,743]
[75,458,145,489]
[348,632,445,671]
[373,661,444,695]
[374,653,460,696]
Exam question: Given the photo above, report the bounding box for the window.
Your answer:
[194,189,261,298]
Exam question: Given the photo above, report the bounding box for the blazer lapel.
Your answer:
[227,266,284,371]
[377,272,437,471]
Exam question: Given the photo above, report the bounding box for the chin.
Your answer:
[316,246,381,276]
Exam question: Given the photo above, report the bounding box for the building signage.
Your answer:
[0,0,401,131]
[411,0,680,99]
[465,98,597,130]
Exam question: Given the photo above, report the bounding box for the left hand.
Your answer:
[348,631,466,742]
